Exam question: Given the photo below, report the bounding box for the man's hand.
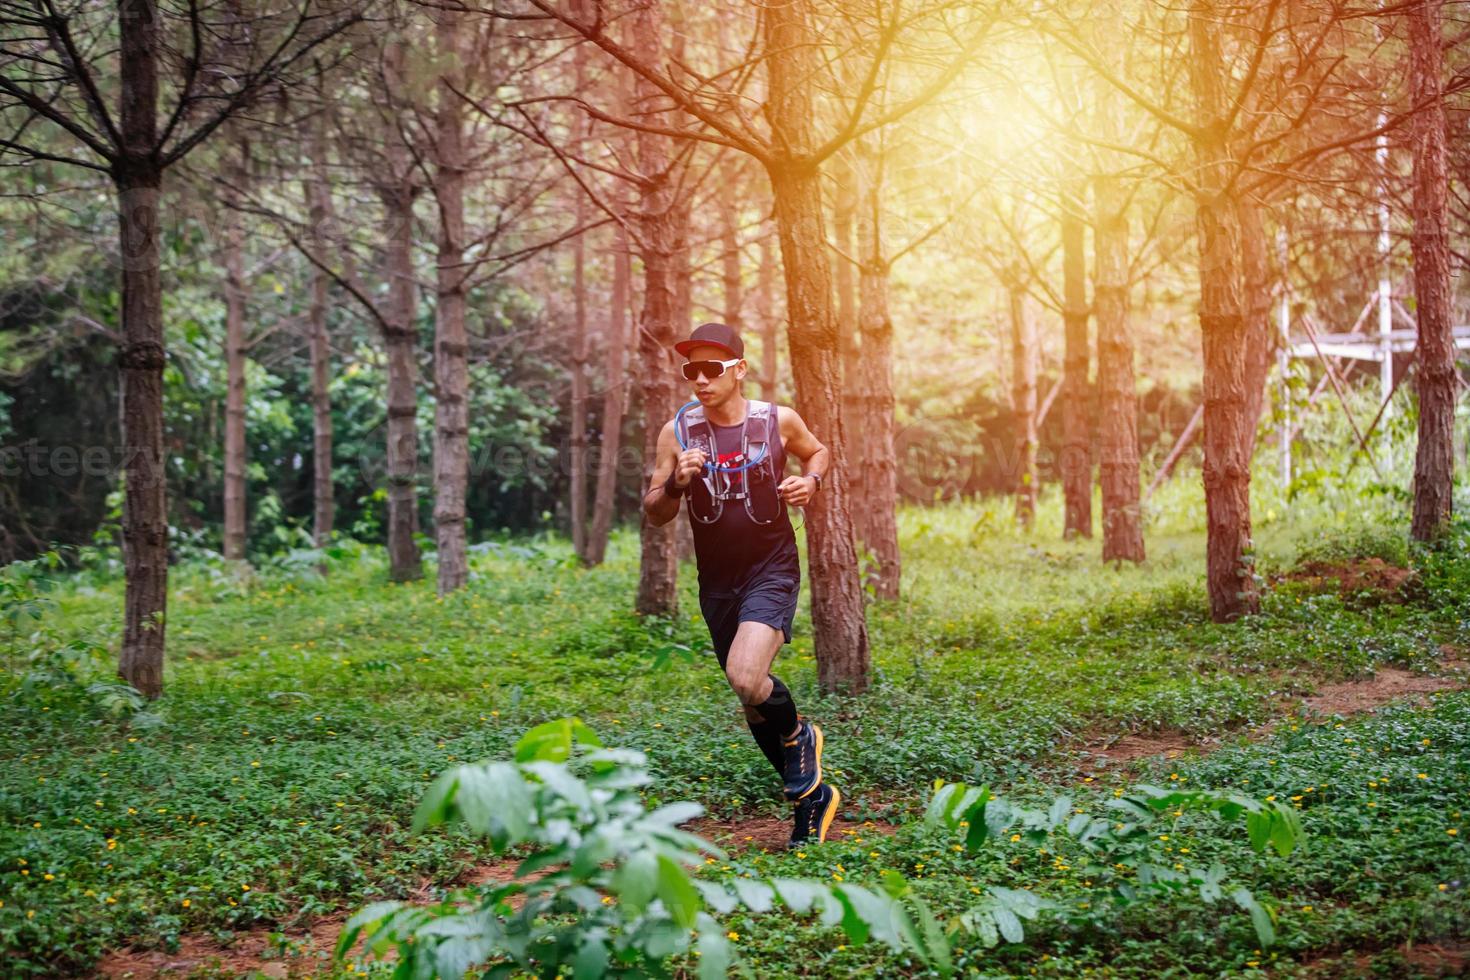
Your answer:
[778,474,817,507]
[673,448,708,487]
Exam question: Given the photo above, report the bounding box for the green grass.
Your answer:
[2,482,1468,977]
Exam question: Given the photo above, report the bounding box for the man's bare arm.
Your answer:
[643,421,707,526]
[776,407,829,507]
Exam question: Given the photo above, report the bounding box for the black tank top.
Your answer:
[686,409,801,595]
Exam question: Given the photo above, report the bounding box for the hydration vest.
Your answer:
[675,400,785,526]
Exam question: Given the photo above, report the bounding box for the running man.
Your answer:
[643,322,840,849]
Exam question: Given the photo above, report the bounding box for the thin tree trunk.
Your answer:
[765,0,871,694]
[632,0,679,616]
[1189,1,1258,620]
[569,24,591,562]
[1060,179,1093,539]
[116,0,167,699]
[377,43,424,584]
[587,222,632,566]
[1093,165,1145,562]
[221,140,249,562]
[432,8,471,593]
[757,223,780,403]
[1008,277,1039,529]
[306,134,334,547]
[720,163,743,330]
[853,161,899,599]
[1409,0,1455,541]
[671,192,697,564]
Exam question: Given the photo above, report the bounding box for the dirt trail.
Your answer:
[1084,658,1467,770]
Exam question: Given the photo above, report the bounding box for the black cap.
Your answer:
[674,322,743,359]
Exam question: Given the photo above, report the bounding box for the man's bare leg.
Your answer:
[723,620,794,736]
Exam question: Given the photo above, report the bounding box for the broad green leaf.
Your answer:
[644,802,704,827]
[411,772,462,833]
[655,854,701,928]
[912,894,954,975]
[992,904,1024,944]
[1245,810,1271,854]
[774,878,826,915]
[696,925,731,980]
[838,884,905,948]
[732,876,775,913]
[336,901,405,959]
[925,782,961,825]
[572,934,610,980]
[524,761,594,812]
[879,869,910,899]
[1233,888,1277,947]
[693,879,738,914]
[514,716,601,763]
[612,850,658,913]
[452,763,532,844]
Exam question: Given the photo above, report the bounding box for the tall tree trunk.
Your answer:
[221,140,249,562]
[1093,164,1145,562]
[1060,179,1093,539]
[116,0,167,699]
[765,0,871,693]
[432,8,471,593]
[306,135,334,547]
[1189,1,1258,620]
[632,0,679,616]
[832,151,864,511]
[1238,199,1276,458]
[853,162,899,599]
[377,42,424,584]
[1008,276,1039,529]
[1409,0,1455,541]
[587,222,632,566]
[757,223,780,403]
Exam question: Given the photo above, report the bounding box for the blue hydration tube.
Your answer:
[674,400,769,474]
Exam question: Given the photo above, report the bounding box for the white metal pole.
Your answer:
[1278,228,1291,488]
[1376,120,1392,423]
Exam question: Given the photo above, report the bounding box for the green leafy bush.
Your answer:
[927,780,1305,948]
[339,718,950,978]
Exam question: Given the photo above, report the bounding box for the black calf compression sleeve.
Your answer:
[755,674,798,740]
[746,716,786,776]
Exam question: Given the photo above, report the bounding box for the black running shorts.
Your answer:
[698,574,800,670]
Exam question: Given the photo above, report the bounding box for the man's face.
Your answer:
[685,344,745,405]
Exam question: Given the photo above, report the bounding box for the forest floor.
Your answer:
[3,502,1469,978]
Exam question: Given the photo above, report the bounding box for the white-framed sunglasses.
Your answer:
[681,357,741,381]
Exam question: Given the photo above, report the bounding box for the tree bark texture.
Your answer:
[632,0,680,616]
[587,222,632,566]
[116,0,167,698]
[1060,179,1093,539]
[221,140,249,562]
[1408,0,1455,541]
[1189,1,1259,620]
[1093,166,1145,562]
[432,8,472,593]
[1008,278,1039,529]
[306,132,335,547]
[765,0,870,693]
[853,164,900,599]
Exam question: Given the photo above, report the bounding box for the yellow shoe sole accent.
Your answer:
[791,723,824,801]
[816,785,841,844]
